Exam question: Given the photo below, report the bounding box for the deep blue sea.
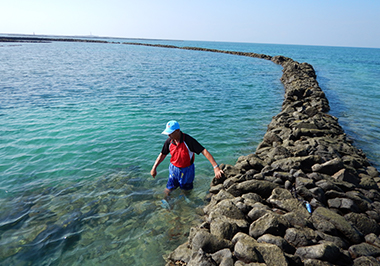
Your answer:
[1,37,379,265]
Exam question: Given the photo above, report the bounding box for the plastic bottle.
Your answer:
[305,202,312,213]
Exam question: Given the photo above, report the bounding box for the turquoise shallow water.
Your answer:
[0,38,379,265]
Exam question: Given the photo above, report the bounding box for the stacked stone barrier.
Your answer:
[2,37,380,265]
[162,52,380,266]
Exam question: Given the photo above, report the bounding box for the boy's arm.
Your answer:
[151,153,167,178]
[201,149,223,179]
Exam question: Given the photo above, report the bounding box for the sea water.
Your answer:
[0,38,379,265]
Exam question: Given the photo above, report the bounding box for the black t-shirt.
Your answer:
[161,132,205,155]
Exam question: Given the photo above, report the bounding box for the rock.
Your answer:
[311,214,337,235]
[267,146,291,161]
[222,164,241,178]
[207,199,249,229]
[190,230,232,253]
[309,187,326,204]
[242,192,263,203]
[268,196,310,216]
[316,180,344,193]
[303,259,333,266]
[332,169,360,186]
[283,211,314,228]
[234,261,266,266]
[271,155,321,172]
[227,180,278,198]
[348,242,380,259]
[209,184,224,194]
[353,255,380,266]
[254,242,288,266]
[366,166,380,178]
[312,207,363,243]
[295,242,342,262]
[249,212,288,238]
[263,131,283,145]
[284,254,303,266]
[296,176,316,189]
[257,234,295,254]
[345,191,372,212]
[327,198,360,213]
[247,203,271,222]
[234,234,260,263]
[312,158,344,175]
[211,248,234,266]
[210,218,239,240]
[365,233,380,248]
[359,176,378,189]
[344,213,380,236]
[234,233,289,266]
[187,248,217,266]
[167,242,192,264]
[316,231,349,249]
[268,187,293,200]
[285,227,319,247]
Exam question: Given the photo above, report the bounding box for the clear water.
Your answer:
[0,39,379,265]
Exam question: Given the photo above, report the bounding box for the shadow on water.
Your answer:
[0,166,204,265]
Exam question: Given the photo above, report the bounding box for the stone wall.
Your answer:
[164,51,380,266]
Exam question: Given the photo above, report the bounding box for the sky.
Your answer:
[1,0,380,48]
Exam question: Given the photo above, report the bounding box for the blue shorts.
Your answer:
[166,163,195,191]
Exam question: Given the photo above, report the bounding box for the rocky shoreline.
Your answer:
[3,36,380,265]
